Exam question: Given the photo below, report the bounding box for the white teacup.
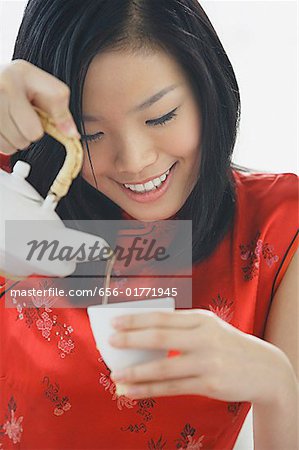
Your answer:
[87,297,175,394]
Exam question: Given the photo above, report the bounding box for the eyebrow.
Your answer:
[83,83,180,121]
[132,83,180,112]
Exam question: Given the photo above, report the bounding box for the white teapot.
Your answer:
[0,108,113,279]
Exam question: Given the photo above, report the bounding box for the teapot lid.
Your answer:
[0,160,43,202]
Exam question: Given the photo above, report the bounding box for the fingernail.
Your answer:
[110,370,126,381]
[125,386,144,397]
[115,383,129,397]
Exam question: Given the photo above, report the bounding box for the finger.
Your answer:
[22,63,80,137]
[111,354,198,384]
[0,94,31,150]
[9,94,44,143]
[119,376,202,399]
[109,327,194,351]
[111,309,215,330]
[0,130,17,154]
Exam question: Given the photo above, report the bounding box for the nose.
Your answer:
[114,135,158,175]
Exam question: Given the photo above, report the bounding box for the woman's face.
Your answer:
[81,48,202,221]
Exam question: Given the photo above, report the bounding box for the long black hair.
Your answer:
[11,0,251,264]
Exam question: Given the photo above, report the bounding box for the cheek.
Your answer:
[166,117,201,159]
[81,158,92,181]
[81,144,109,180]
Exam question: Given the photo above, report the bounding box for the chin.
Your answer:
[128,208,178,222]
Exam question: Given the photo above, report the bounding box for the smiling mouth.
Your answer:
[116,161,177,204]
[118,162,177,194]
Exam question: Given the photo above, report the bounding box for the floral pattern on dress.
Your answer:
[99,372,138,410]
[12,295,75,358]
[120,397,158,434]
[209,294,234,323]
[97,356,159,435]
[119,399,157,434]
[36,311,53,338]
[31,280,60,309]
[184,435,205,449]
[120,423,148,433]
[97,356,137,410]
[239,231,279,281]
[42,376,72,416]
[148,434,167,449]
[174,424,205,449]
[136,399,156,423]
[0,396,23,445]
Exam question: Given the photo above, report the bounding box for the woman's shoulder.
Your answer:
[231,167,298,216]
[232,166,298,192]
[230,167,298,296]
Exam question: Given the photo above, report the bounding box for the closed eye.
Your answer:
[81,106,178,143]
[81,131,104,144]
[145,107,178,127]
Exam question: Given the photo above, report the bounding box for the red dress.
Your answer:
[0,152,298,449]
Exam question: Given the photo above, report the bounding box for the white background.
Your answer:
[0,1,297,448]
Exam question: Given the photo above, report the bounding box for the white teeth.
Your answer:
[123,165,172,193]
[144,180,155,190]
[134,184,145,192]
[153,178,162,187]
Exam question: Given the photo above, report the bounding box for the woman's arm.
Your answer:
[253,248,298,450]
[107,249,299,448]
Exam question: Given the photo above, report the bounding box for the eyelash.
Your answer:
[146,107,178,127]
[81,107,178,143]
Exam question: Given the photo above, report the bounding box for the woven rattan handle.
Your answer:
[34,106,83,201]
[33,107,116,303]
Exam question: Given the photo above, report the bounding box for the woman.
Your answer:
[0,1,298,449]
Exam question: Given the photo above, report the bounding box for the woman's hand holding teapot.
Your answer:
[0,59,80,155]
